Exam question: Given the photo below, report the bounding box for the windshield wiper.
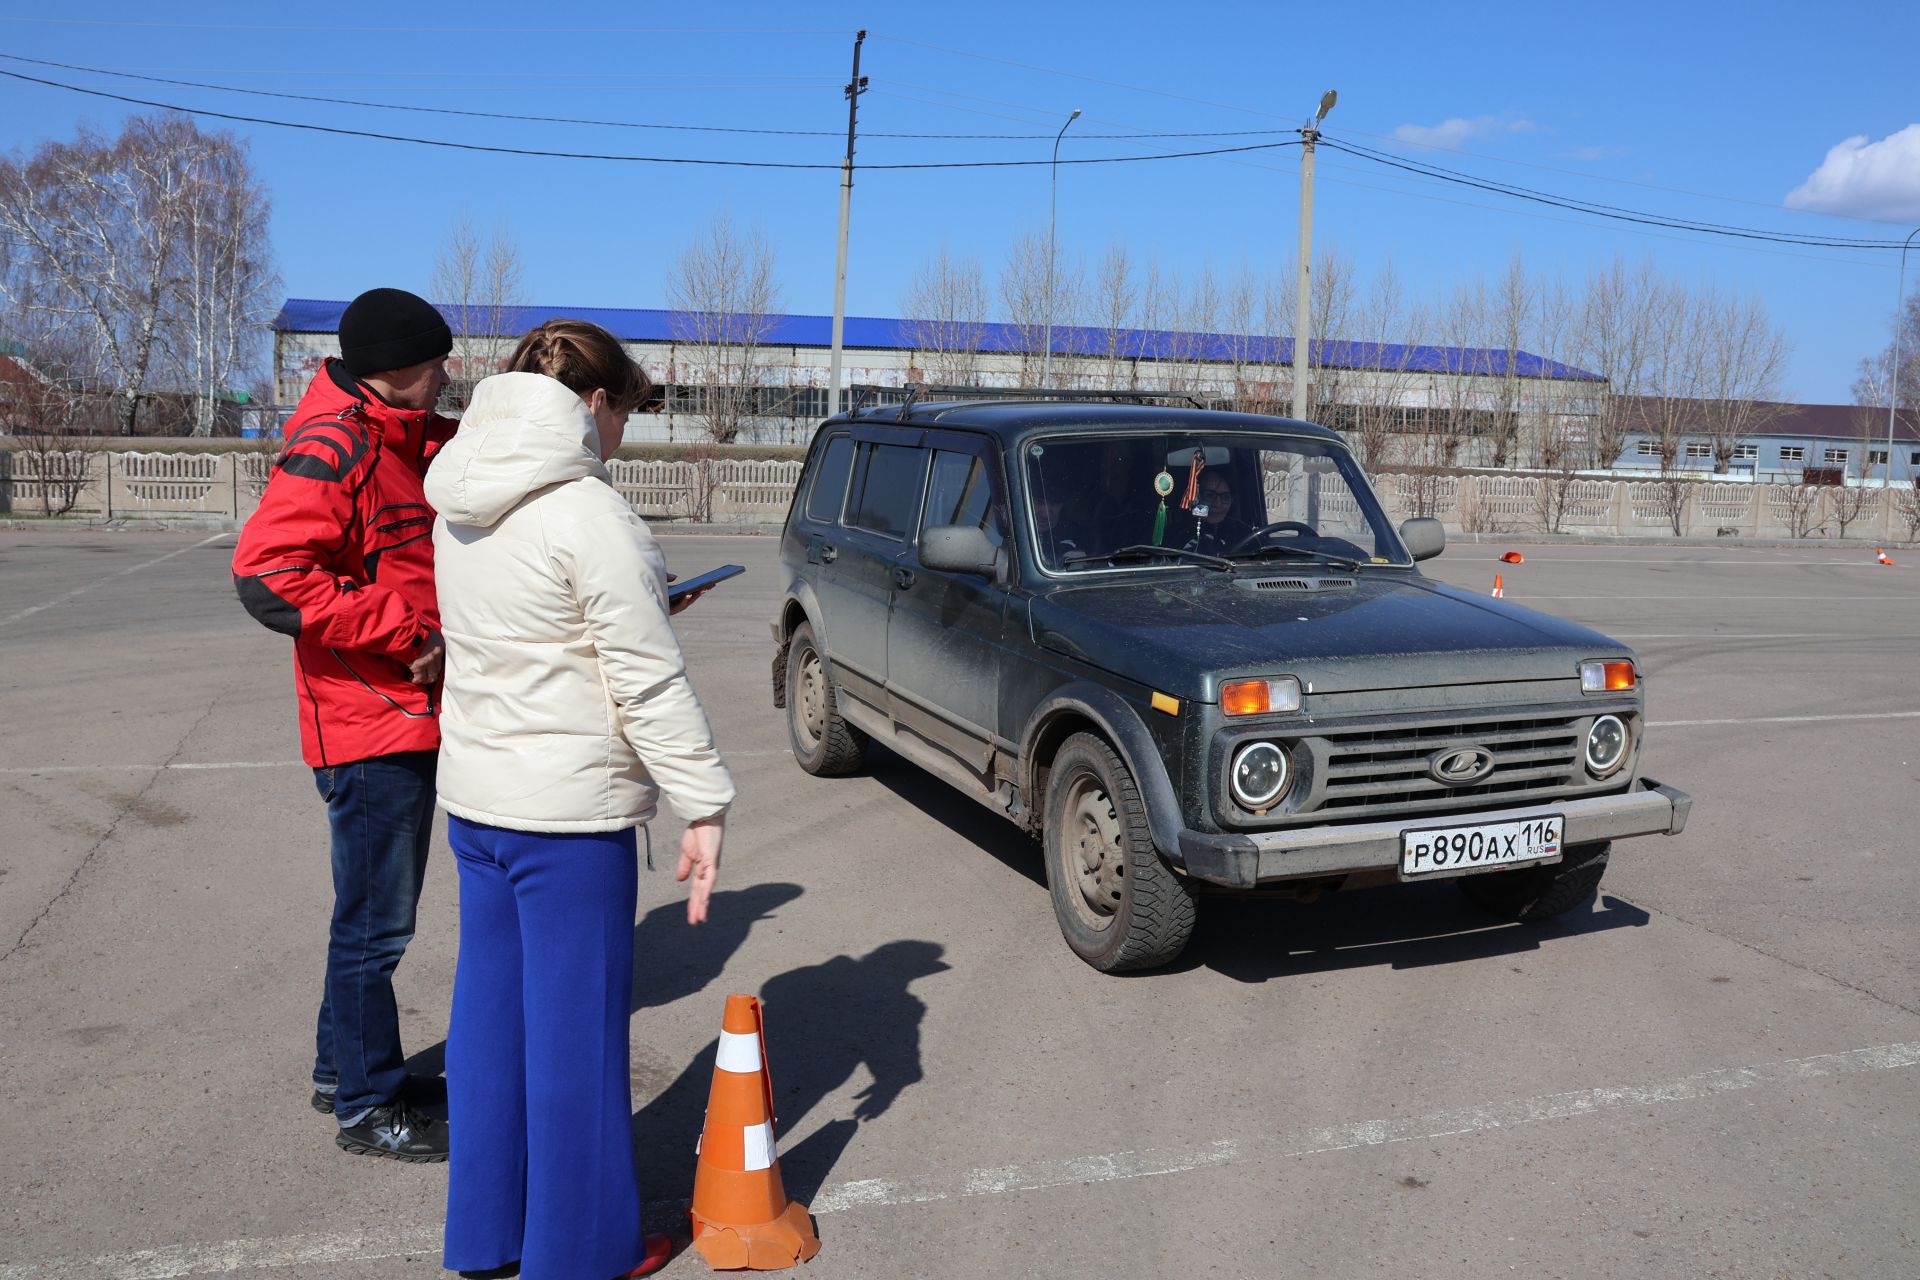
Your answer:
[1063,543,1235,571]
[1227,543,1364,571]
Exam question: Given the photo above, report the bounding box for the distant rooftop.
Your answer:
[274,298,1604,383]
[1618,396,1920,442]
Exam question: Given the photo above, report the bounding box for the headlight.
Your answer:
[1580,659,1636,692]
[1230,741,1291,808]
[1221,676,1303,716]
[1586,714,1629,776]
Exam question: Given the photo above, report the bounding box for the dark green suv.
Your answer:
[771,398,1690,971]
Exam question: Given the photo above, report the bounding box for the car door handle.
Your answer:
[893,567,916,590]
[808,539,837,564]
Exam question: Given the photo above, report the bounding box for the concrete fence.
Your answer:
[5,449,1917,542]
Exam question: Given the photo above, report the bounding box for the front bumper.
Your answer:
[1172,776,1691,890]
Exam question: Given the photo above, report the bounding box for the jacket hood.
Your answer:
[425,372,607,528]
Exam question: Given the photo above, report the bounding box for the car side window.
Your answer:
[804,435,854,525]
[922,449,1002,547]
[846,442,926,540]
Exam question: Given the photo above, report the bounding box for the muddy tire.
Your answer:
[1458,840,1610,921]
[784,622,867,776]
[1042,732,1196,972]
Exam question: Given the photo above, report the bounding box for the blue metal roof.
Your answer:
[274,298,1603,382]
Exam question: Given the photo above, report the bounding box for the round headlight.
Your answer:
[1586,714,1629,776]
[1231,741,1291,808]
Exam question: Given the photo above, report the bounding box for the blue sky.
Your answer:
[1,1,1917,402]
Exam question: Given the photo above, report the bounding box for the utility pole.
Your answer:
[1290,89,1337,423]
[826,30,868,420]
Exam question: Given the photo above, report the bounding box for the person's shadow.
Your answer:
[632,881,805,1012]
[632,939,950,1210]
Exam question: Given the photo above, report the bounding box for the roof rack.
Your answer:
[846,383,1205,420]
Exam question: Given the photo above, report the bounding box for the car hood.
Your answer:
[1029,570,1630,706]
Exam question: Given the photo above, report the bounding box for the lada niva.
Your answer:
[770,397,1690,971]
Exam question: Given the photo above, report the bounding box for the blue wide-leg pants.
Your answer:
[442,814,643,1280]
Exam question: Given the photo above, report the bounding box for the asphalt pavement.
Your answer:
[1,527,1916,1279]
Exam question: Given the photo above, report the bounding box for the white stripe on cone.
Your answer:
[742,1121,777,1172]
[716,1029,763,1073]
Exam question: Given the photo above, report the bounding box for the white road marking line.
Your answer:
[5,1040,1913,1279]
[1652,710,1920,728]
[0,761,303,776]
[0,533,234,629]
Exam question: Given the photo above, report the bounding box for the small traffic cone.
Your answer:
[1491,573,1505,598]
[1500,550,1525,564]
[1876,548,1895,566]
[689,995,821,1270]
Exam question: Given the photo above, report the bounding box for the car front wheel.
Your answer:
[784,622,867,777]
[1042,732,1196,972]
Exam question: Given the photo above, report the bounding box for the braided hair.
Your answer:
[506,319,654,415]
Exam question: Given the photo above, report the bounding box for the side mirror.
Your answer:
[920,524,1000,576]
[1399,517,1446,562]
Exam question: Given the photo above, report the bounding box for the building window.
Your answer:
[1911,451,1920,467]
[1634,440,1658,456]
[1868,448,1889,465]
[1683,441,1711,459]
[1779,446,1805,463]
[1823,448,1848,465]
[1732,443,1758,461]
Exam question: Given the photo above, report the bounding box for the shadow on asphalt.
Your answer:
[631,881,806,1013]
[631,939,950,1208]
[865,745,1046,888]
[1181,888,1652,982]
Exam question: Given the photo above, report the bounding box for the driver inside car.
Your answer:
[1180,471,1254,556]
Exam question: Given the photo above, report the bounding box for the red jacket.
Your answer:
[234,360,457,766]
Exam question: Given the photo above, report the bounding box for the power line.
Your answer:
[0,53,1306,142]
[0,66,1305,169]
[1318,138,1912,250]
[0,16,843,35]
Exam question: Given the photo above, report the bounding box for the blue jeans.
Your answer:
[442,815,642,1279]
[311,750,436,1124]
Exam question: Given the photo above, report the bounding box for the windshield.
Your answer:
[1023,431,1406,573]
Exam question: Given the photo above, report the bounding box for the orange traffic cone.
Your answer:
[689,995,821,1270]
[1500,550,1525,564]
[1491,573,1505,598]
[1877,548,1895,566]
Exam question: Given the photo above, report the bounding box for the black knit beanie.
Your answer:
[338,287,454,378]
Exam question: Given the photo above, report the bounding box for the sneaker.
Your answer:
[311,1074,447,1116]
[614,1234,674,1278]
[334,1099,449,1163]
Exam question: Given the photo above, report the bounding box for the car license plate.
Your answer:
[1401,815,1563,878]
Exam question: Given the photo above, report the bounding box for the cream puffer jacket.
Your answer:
[424,372,734,832]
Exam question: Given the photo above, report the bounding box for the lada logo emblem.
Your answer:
[1428,746,1496,785]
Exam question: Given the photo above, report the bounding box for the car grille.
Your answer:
[1314,713,1586,818]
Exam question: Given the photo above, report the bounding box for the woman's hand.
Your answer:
[668,586,710,616]
[676,814,725,924]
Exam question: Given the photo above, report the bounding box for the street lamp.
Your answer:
[1291,89,1337,422]
[1886,225,1919,489]
[1041,108,1082,387]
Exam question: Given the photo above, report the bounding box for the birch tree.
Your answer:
[899,247,987,386]
[666,213,781,445]
[1695,287,1788,473]
[432,216,526,413]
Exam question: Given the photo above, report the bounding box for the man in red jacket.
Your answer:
[234,288,456,1162]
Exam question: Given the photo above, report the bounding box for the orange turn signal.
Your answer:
[1221,677,1302,716]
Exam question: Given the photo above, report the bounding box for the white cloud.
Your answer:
[1785,124,1920,221]
[1390,116,1538,150]
[1558,145,1626,163]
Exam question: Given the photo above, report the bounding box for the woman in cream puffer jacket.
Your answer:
[425,319,728,1280]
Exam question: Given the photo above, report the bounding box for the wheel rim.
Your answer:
[793,646,826,751]
[1060,771,1125,927]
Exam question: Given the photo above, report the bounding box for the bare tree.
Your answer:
[666,213,781,446]
[1854,289,1920,414]
[432,216,526,412]
[1574,257,1661,469]
[1346,261,1425,469]
[1479,253,1535,467]
[1695,288,1788,473]
[1776,482,1824,538]
[1893,486,1920,542]
[998,229,1081,387]
[1829,482,1873,537]
[1089,244,1139,391]
[0,366,96,515]
[900,247,988,386]
[0,113,274,436]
